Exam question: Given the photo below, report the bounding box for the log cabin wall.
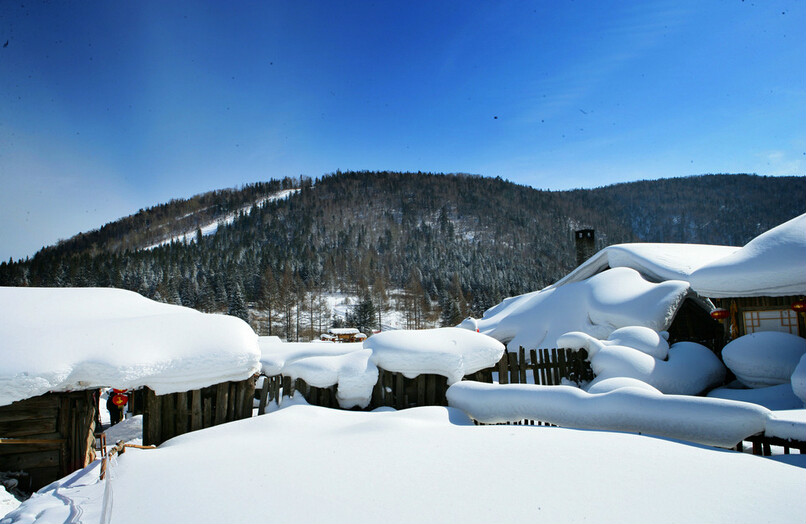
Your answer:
[142,375,257,446]
[0,390,97,492]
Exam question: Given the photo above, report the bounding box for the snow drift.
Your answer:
[446,381,769,448]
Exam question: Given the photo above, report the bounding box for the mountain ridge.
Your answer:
[2,171,803,339]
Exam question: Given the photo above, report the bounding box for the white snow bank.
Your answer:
[364,328,505,384]
[586,377,661,394]
[602,326,670,359]
[258,338,364,376]
[764,409,806,442]
[554,243,740,287]
[6,405,804,524]
[446,381,769,448]
[1,486,20,519]
[0,287,260,406]
[721,332,806,388]
[707,384,804,411]
[792,354,806,405]
[688,213,806,297]
[466,268,691,351]
[558,332,725,395]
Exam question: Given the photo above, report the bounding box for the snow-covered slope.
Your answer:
[145,188,300,250]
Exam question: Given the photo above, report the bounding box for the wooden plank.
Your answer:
[191,389,203,430]
[557,349,568,385]
[143,388,161,447]
[426,375,436,405]
[435,375,448,406]
[226,382,237,421]
[0,417,57,438]
[0,449,59,471]
[530,349,539,385]
[0,395,60,412]
[244,375,257,418]
[203,395,212,429]
[0,409,59,424]
[507,351,518,384]
[539,349,549,385]
[161,394,176,442]
[497,353,508,384]
[258,377,270,415]
[175,392,189,436]
[215,382,229,425]
[395,373,405,409]
[416,374,426,406]
[233,381,245,420]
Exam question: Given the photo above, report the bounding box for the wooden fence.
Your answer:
[143,375,257,446]
[255,347,593,413]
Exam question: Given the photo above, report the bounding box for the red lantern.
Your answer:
[111,394,128,407]
[710,308,730,320]
[792,300,806,313]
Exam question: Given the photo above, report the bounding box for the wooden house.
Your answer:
[1,287,262,492]
[0,391,97,492]
[323,328,367,343]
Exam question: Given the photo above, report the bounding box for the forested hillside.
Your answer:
[1,172,803,340]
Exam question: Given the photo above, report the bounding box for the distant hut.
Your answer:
[325,328,367,343]
[0,287,260,491]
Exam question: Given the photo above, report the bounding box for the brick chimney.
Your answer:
[575,229,595,266]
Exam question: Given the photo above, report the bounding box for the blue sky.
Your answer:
[1,0,804,261]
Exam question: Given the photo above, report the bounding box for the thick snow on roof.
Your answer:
[688,213,806,298]
[364,328,505,384]
[465,267,691,351]
[5,405,803,524]
[0,287,260,406]
[555,242,740,286]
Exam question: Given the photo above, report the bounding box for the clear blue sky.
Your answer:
[1,0,804,262]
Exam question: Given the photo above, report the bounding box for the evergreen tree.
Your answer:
[227,284,249,323]
[348,293,377,336]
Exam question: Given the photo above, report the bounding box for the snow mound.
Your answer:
[446,381,769,448]
[688,213,806,297]
[558,331,725,395]
[466,267,691,351]
[764,409,806,442]
[602,326,670,359]
[258,338,375,408]
[364,328,505,384]
[0,287,260,406]
[707,384,804,411]
[792,354,806,405]
[283,349,378,409]
[721,332,806,388]
[586,377,661,394]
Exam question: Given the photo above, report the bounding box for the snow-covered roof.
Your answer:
[329,328,360,335]
[688,213,806,298]
[557,214,806,298]
[0,287,261,406]
[555,242,740,286]
[466,267,692,351]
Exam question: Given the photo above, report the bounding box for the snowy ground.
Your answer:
[3,404,805,524]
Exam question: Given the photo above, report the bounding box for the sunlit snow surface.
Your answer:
[3,405,804,524]
[0,287,260,406]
